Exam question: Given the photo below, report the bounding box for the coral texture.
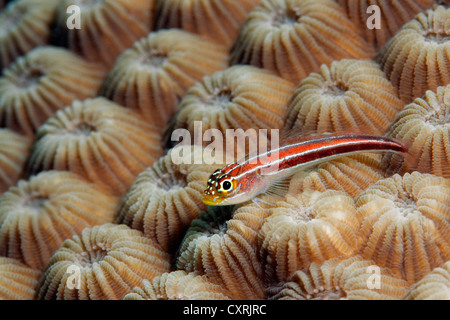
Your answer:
[100,29,229,130]
[0,46,106,137]
[169,65,295,154]
[0,171,119,270]
[124,271,233,300]
[27,97,163,196]
[285,59,404,135]
[53,0,157,67]
[176,202,270,300]
[337,0,436,51]
[356,172,450,284]
[259,190,361,283]
[116,145,224,252]
[405,261,450,300]
[1,0,449,302]
[267,256,408,300]
[297,153,388,198]
[0,257,41,300]
[37,223,171,300]
[155,0,261,48]
[378,5,450,103]
[0,0,58,68]
[385,85,450,178]
[231,0,373,83]
[0,129,31,193]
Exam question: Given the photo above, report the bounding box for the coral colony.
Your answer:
[0,0,449,301]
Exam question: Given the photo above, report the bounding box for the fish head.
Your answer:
[202,168,261,206]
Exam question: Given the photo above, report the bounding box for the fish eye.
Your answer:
[221,179,233,191]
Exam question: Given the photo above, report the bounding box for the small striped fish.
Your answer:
[202,133,407,206]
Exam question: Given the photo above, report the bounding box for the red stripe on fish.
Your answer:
[203,134,407,206]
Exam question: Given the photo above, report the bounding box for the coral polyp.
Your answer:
[100,29,229,130]
[0,47,106,137]
[259,190,361,283]
[384,85,450,178]
[53,0,157,67]
[176,202,270,300]
[0,257,40,300]
[378,5,450,103]
[124,271,234,300]
[337,0,436,51]
[0,171,119,270]
[0,0,58,69]
[27,97,163,196]
[356,172,450,284]
[231,0,373,83]
[405,261,450,300]
[155,0,261,48]
[266,256,408,300]
[0,129,31,193]
[116,145,224,252]
[36,223,171,300]
[0,0,449,302]
[285,59,404,135]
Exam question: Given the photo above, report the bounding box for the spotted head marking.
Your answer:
[202,167,239,205]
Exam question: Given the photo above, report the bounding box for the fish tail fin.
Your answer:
[381,136,413,177]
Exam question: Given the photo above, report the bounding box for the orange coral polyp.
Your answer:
[155,0,261,48]
[37,223,171,300]
[0,257,41,300]
[378,5,450,103]
[176,202,270,300]
[356,172,450,284]
[266,256,408,300]
[385,85,450,178]
[405,261,450,300]
[124,271,233,300]
[284,59,404,135]
[100,29,229,130]
[169,65,295,153]
[259,190,361,283]
[231,0,374,83]
[337,0,436,51]
[54,0,156,67]
[0,47,106,137]
[115,145,224,252]
[26,97,163,196]
[0,0,59,69]
[0,171,119,270]
[0,129,31,194]
[297,153,388,198]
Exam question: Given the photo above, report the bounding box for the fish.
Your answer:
[202,133,407,206]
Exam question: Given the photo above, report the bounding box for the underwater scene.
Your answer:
[0,0,449,301]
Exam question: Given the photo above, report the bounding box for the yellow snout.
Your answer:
[202,193,224,206]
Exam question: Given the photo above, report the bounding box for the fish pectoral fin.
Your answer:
[264,176,292,201]
[264,167,315,201]
[252,197,276,208]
